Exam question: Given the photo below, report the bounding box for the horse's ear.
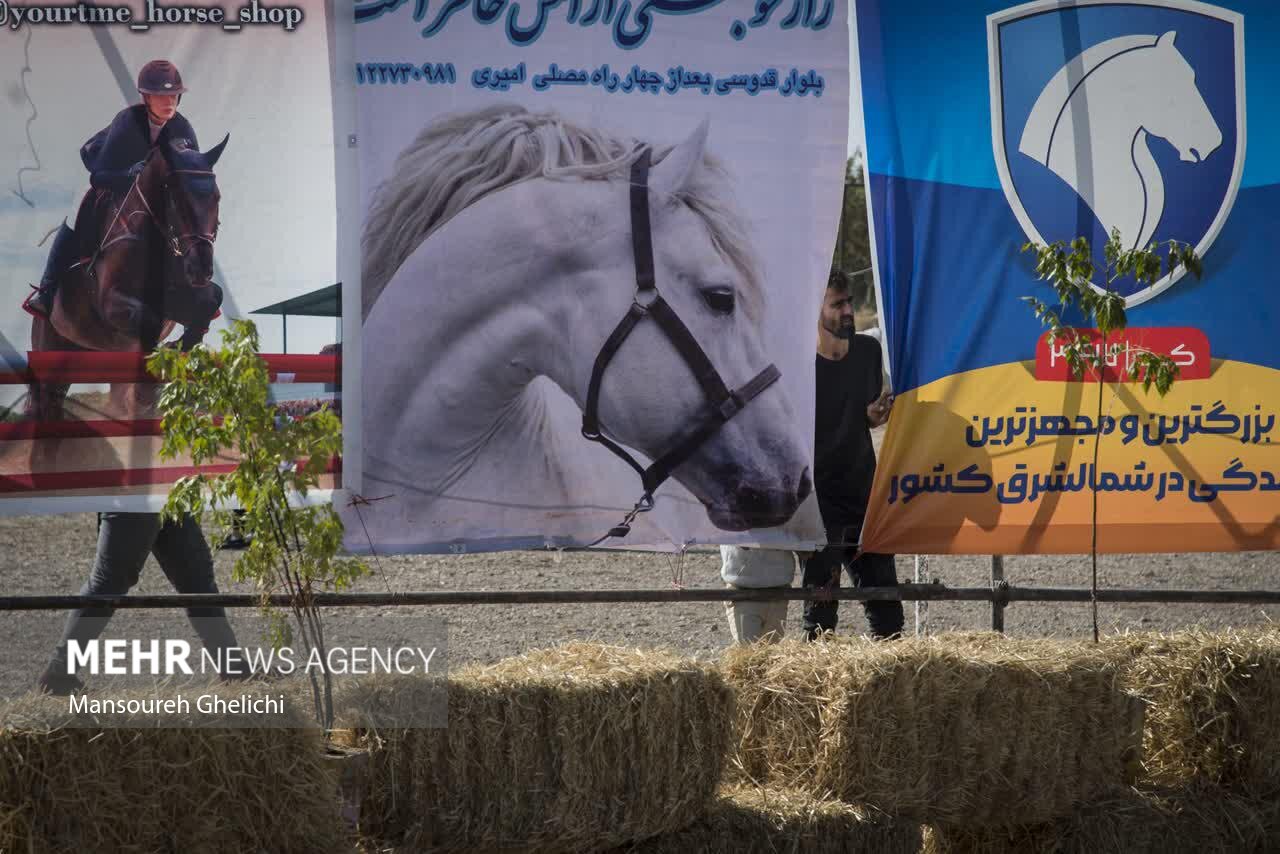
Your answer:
[1157,30,1177,48]
[651,118,709,201]
[206,133,230,168]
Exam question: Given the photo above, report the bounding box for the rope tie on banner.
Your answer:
[346,492,395,593]
[666,544,689,589]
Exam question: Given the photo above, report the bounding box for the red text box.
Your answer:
[1035,327,1210,383]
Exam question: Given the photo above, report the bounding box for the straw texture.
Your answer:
[608,785,922,854]
[724,635,1145,825]
[1105,629,1280,793]
[923,784,1280,854]
[341,643,734,853]
[0,685,349,854]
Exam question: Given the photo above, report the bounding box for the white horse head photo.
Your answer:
[1019,30,1222,250]
[359,105,812,545]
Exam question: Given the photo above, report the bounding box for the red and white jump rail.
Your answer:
[0,352,339,385]
[0,352,341,496]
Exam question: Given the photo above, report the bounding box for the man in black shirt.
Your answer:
[803,272,903,640]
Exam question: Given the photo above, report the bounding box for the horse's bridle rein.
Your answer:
[92,157,217,266]
[581,148,782,542]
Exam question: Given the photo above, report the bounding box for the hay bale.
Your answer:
[341,643,734,853]
[1105,629,1280,793]
[923,784,1280,854]
[0,683,350,854]
[723,634,1145,825]
[607,785,921,854]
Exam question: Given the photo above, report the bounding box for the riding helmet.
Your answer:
[137,60,187,95]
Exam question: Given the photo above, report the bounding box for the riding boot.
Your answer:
[179,324,208,351]
[23,221,78,319]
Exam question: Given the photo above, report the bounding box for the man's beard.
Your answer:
[826,319,854,340]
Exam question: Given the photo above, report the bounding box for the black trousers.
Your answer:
[802,510,904,640]
[50,512,239,672]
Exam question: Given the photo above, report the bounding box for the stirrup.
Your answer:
[21,285,52,319]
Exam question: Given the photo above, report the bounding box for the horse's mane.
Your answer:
[361,104,762,318]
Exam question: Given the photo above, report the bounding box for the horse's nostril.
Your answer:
[796,467,812,504]
[1191,147,1203,163]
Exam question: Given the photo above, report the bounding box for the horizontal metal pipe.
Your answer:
[1,585,1278,611]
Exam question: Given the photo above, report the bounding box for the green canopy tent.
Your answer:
[250,283,341,354]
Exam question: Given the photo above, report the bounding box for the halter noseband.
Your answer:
[581,148,782,541]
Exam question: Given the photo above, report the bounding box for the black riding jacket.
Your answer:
[79,104,199,194]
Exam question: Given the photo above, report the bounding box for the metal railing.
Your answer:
[3,583,1278,612]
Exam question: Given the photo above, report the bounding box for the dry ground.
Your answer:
[1,510,1277,699]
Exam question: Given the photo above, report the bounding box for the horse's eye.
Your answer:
[701,287,735,316]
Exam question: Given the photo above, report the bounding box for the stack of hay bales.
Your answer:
[607,785,921,854]
[920,629,1280,853]
[339,643,735,852]
[722,635,1145,826]
[922,783,1280,854]
[0,683,350,854]
[1113,629,1280,793]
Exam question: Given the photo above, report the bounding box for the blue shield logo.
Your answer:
[988,0,1245,305]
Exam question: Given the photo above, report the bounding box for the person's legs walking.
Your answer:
[151,514,240,665]
[38,513,160,693]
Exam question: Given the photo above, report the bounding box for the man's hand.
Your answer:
[867,391,894,428]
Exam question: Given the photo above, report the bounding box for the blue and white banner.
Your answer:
[342,1,849,552]
[857,0,1280,554]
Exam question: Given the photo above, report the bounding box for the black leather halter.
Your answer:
[581,148,781,541]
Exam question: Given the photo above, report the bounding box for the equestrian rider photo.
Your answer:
[24,59,212,349]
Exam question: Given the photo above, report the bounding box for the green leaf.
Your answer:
[153,319,367,725]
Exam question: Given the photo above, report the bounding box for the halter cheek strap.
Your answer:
[581,148,782,539]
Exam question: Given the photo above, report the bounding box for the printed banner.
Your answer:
[343,1,849,552]
[0,0,340,512]
[856,0,1280,553]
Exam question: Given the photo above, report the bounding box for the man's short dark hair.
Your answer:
[827,270,852,296]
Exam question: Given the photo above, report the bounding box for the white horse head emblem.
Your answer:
[1019,31,1222,250]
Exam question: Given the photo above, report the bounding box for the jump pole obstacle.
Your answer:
[0,352,339,385]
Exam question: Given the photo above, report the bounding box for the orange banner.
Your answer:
[862,359,1280,554]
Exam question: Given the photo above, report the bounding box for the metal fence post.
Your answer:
[991,555,1006,632]
[913,554,931,636]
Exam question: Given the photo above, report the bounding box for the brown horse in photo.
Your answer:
[26,136,229,421]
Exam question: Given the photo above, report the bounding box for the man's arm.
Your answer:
[862,336,894,428]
